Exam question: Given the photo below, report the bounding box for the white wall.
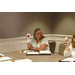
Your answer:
[0,34,72,53]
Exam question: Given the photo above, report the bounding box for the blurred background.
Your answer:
[0,12,75,39]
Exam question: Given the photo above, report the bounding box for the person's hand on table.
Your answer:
[31,47,34,50]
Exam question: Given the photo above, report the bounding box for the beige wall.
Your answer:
[0,12,52,39]
[20,12,52,36]
[52,12,75,35]
[1,12,75,39]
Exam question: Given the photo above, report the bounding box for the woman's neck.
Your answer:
[37,39,39,43]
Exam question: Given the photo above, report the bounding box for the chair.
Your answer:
[48,40,56,54]
[59,43,67,55]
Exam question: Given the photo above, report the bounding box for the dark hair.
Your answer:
[33,28,45,42]
[71,33,75,48]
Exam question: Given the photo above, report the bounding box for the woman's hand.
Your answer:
[26,36,31,42]
[64,37,70,51]
[27,42,34,50]
[65,37,69,44]
[31,47,34,50]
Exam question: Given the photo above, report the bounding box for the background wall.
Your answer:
[52,12,75,35]
[1,12,75,39]
[0,12,75,53]
[0,12,52,39]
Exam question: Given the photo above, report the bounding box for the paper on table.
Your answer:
[1,60,13,62]
[39,50,51,54]
[23,51,27,53]
[0,54,4,57]
[26,51,39,55]
[0,57,12,61]
[14,59,33,62]
[61,57,75,62]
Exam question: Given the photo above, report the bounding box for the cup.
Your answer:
[26,33,31,42]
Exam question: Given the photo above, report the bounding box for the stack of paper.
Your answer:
[59,57,75,62]
[14,59,33,62]
[0,57,12,62]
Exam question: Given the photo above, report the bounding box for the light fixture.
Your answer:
[30,15,33,18]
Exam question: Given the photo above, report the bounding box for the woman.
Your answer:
[27,28,50,51]
[64,33,75,57]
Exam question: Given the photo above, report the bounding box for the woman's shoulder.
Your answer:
[42,37,48,41]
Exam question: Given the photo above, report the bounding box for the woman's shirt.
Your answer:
[30,37,50,51]
[64,43,75,57]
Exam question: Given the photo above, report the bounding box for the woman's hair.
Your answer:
[33,28,45,42]
[71,33,75,48]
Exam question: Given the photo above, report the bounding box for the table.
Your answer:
[2,51,65,62]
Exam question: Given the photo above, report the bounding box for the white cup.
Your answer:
[26,33,31,42]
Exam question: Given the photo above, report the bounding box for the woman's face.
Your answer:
[73,38,75,42]
[35,30,41,39]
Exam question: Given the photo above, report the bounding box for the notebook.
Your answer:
[26,51,39,55]
[39,50,51,55]
[26,50,51,55]
[59,57,75,62]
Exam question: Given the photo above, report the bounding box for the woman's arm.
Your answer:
[32,38,49,51]
[27,43,31,50]
[27,43,34,50]
[64,43,69,51]
[64,37,71,57]
[64,43,71,57]
[64,50,71,57]
[26,36,34,50]
[64,37,70,51]
[31,44,47,51]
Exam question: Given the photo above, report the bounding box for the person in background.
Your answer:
[26,28,50,51]
[64,33,75,57]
